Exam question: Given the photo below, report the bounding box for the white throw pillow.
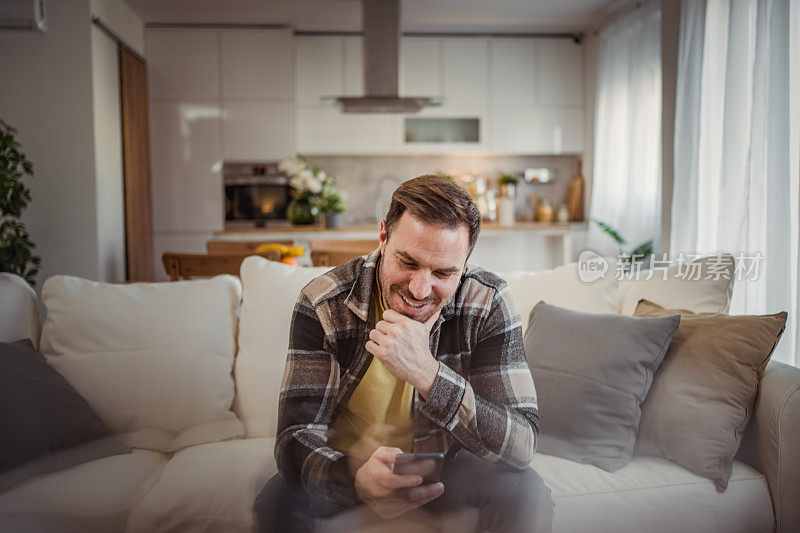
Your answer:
[235,257,332,438]
[39,275,244,452]
[497,257,620,335]
[617,253,736,315]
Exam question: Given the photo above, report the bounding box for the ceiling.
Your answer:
[123,0,619,33]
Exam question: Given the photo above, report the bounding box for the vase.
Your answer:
[287,198,318,225]
[324,212,343,228]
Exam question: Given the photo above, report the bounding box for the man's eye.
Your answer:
[401,260,416,268]
[435,272,452,279]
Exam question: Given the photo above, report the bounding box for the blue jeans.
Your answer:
[254,449,555,533]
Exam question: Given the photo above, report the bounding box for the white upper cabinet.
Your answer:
[538,39,583,106]
[490,38,537,106]
[220,29,293,101]
[147,30,219,100]
[219,28,295,160]
[400,37,441,97]
[442,37,489,106]
[294,36,344,105]
[295,107,395,154]
[343,36,364,96]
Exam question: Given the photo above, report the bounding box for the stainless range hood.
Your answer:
[334,0,437,113]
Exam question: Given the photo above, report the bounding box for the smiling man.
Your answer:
[254,175,554,532]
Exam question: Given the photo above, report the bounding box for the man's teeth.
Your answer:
[401,295,425,308]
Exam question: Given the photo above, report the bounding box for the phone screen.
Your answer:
[393,452,445,484]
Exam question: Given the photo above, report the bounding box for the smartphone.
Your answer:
[393,452,445,485]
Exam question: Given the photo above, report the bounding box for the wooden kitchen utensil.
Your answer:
[565,159,585,221]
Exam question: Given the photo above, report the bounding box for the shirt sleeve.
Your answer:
[274,294,358,507]
[418,283,539,469]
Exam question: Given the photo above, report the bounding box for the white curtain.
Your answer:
[671,0,800,366]
[588,0,662,256]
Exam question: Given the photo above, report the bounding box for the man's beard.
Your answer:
[377,259,444,323]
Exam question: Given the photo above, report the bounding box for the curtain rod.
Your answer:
[144,23,583,43]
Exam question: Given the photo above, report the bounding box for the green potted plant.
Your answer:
[319,191,346,228]
[497,173,520,200]
[591,218,653,271]
[0,120,40,286]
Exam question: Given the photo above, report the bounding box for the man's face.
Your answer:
[378,212,470,323]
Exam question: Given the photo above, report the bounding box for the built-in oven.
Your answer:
[223,162,291,228]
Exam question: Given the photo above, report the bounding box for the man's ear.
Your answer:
[378,219,388,248]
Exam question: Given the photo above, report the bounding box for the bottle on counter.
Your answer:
[556,204,570,223]
[537,199,554,223]
[497,197,515,227]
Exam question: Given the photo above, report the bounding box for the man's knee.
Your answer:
[254,474,307,532]
[517,468,553,507]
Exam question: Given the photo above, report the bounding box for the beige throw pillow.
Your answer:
[633,299,787,491]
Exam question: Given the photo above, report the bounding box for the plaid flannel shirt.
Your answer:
[275,248,539,507]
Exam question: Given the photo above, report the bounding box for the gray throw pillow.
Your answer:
[0,339,130,492]
[523,302,680,471]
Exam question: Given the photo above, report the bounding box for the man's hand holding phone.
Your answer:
[354,446,444,520]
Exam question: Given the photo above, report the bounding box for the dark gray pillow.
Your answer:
[523,302,680,471]
[0,340,130,492]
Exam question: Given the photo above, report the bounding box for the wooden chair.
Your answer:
[309,239,378,267]
[162,250,281,281]
[206,239,294,255]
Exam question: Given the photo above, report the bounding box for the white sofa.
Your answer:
[0,256,798,533]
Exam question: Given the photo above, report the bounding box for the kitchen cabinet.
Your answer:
[222,101,294,160]
[220,29,294,161]
[147,27,294,274]
[295,106,395,154]
[488,37,584,153]
[343,36,364,96]
[147,29,219,100]
[490,38,537,105]
[294,36,343,105]
[400,37,441,97]
[294,35,395,154]
[538,39,583,106]
[442,37,489,106]
[148,100,223,233]
[220,29,293,101]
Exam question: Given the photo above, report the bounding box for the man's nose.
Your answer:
[408,271,432,300]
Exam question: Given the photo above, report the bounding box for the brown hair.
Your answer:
[384,175,482,250]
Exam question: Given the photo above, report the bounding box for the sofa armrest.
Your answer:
[736,360,800,533]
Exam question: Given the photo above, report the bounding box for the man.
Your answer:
[255,175,554,532]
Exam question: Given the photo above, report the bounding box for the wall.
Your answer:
[0,0,145,303]
[660,0,681,253]
[91,0,146,57]
[0,0,100,294]
[91,25,126,283]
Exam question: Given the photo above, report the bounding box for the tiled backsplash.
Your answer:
[303,154,585,225]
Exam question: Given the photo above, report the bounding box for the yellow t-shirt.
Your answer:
[329,262,414,456]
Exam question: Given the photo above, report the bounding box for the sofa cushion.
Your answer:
[633,299,787,491]
[235,257,331,437]
[497,255,620,336]
[39,275,244,452]
[617,252,736,315]
[536,453,774,533]
[0,339,130,492]
[127,438,276,533]
[0,273,41,348]
[523,302,680,471]
[123,441,773,533]
[0,449,167,533]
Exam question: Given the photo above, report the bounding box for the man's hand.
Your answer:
[354,446,444,520]
[365,309,441,399]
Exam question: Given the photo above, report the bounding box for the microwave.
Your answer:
[223,162,291,228]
